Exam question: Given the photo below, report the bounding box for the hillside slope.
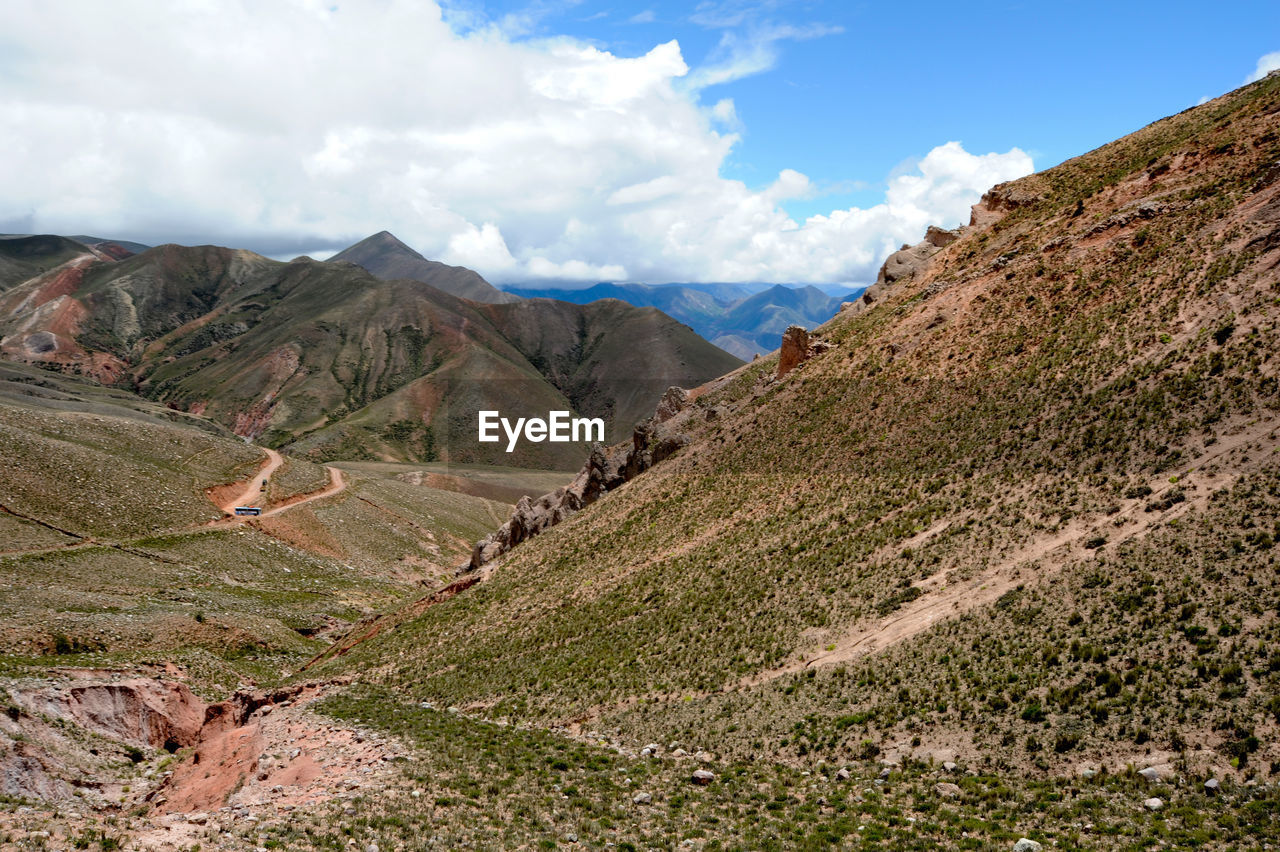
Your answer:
[476,296,743,441]
[0,360,508,670]
[313,71,1280,841]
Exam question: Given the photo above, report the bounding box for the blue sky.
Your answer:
[444,0,1280,220]
[2,0,1277,284]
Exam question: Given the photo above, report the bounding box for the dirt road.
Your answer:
[219,448,285,513]
[257,466,346,518]
[214,448,346,522]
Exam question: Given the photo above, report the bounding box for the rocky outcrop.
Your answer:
[464,388,694,572]
[841,224,965,320]
[776,326,834,379]
[777,326,810,378]
[876,225,962,288]
[968,178,1049,228]
[16,678,206,752]
[653,385,690,423]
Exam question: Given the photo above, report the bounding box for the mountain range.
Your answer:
[0,235,740,468]
[505,279,861,359]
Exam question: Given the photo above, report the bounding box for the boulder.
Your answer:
[691,769,715,786]
[1012,840,1042,852]
[924,225,961,248]
[632,791,652,805]
[934,782,962,799]
[1143,797,1164,811]
[1204,778,1220,794]
[1138,764,1173,783]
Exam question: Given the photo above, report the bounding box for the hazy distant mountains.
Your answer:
[0,234,740,468]
[505,281,863,360]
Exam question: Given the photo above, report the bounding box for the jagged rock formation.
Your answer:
[775,324,835,379]
[841,224,962,319]
[776,325,810,378]
[464,386,695,572]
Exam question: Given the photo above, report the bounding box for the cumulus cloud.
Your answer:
[0,0,1031,285]
[1246,51,1280,83]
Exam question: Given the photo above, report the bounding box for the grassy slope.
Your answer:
[0,361,262,538]
[302,76,1280,846]
[0,364,510,694]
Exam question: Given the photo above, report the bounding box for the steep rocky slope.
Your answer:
[308,73,1280,845]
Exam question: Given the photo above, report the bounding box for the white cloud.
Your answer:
[443,222,518,273]
[1246,51,1280,83]
[628,9,656,24]
[709,97,739,128]
[684,23,840,90]
[0,0,1031,285]
[527,256,628,280]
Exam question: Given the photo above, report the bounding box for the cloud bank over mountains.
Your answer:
[0,0,1032,284]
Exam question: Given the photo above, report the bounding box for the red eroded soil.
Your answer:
[160,716,264,814]
[33,261,90,306]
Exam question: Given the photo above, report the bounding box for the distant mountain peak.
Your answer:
[328,232,517,304]
[338,230,424,259]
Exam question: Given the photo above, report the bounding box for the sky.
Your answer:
[1,1,1278,286]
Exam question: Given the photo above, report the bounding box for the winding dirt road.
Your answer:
[215,448,346,522]
[219,448,285,513]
